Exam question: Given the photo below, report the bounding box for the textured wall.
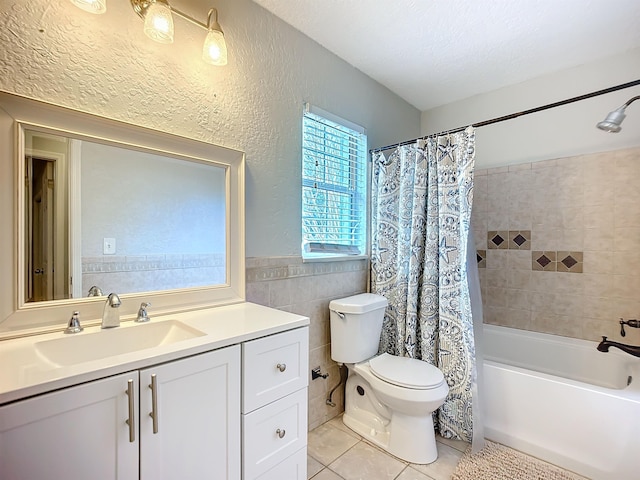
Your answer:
[0,0,418,427]
[0,0,420,257]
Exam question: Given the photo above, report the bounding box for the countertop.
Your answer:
[0,302,309,405]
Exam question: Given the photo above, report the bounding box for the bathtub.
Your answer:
[482,324,640,480]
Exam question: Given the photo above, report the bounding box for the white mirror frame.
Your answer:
[0,91,245,339]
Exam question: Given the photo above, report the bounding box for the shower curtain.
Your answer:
[371,127,484,447]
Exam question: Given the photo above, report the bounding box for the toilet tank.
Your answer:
[329,293,388,363]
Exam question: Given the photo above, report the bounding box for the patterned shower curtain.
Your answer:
[371,127,477,442]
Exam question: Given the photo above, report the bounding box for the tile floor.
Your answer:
[307,416,467,480]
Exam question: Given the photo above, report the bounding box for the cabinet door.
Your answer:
[140,345,241,480]
[0,372,139,480]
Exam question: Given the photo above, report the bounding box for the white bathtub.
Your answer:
[482,324,640,480]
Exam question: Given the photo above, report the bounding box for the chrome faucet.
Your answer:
[136,302,151,322]
[87,285,103,297]
[102,293,121,328]
[597,336,640,358]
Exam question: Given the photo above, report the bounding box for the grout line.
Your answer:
[325,438,363,467]
[309,422,467,479]
[393,465,439,480]
[325,466,347,479]
[393,464,410,480]
[359,436,409,465]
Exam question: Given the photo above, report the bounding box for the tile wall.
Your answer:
[472,146,640,344]
[82,253,225,295]
[247,147,640,428]
[246,256,368,430]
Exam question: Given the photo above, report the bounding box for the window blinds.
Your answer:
[302,106,367,255]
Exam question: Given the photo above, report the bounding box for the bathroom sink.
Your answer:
[35,320,206,366]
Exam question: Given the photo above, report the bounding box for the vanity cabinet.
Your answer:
[139,346,241,479]
[0,315,310,480]
[0,371,139,480]
[242,327,309,479]
[0,345,240,480]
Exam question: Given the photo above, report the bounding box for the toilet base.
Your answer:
[343,411,439,464]
[343,373,440,464]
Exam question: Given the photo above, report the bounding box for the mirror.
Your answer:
[24,129,227,303]
[0,91,245,335]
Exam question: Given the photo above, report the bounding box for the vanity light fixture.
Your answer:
[142,0,174,44]
[201,8,228,66]
[70,0,107,14]
[596,95,640,133]
[131,0,228,66]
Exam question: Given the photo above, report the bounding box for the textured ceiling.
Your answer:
[252,0,640,111]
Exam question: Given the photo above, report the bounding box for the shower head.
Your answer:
[596,106,626,132]
[597,95,640,133]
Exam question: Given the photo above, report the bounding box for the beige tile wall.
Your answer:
[246,256,368,430]
[473,146,640,345]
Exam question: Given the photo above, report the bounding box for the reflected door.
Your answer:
[27,157,55,302]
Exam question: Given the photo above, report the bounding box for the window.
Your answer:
[302,104,367,258]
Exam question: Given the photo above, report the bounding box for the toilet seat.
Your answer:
[369,353,445,390]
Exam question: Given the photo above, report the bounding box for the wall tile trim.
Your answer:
[246,256,368,282]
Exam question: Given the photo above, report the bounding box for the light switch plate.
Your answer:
[103,237,116,255]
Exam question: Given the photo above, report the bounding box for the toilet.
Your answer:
[329,293,449,464]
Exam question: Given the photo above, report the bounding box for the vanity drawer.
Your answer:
[254,446,307,480]
[242,387,308,479]
[242,327,308,413]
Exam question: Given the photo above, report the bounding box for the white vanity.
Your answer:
[0,303,309,479]
[0,92,309,478]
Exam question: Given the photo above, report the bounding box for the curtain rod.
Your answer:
[370,78,640,154]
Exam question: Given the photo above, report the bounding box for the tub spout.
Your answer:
[597,336,640,358]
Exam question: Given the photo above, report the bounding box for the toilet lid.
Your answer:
[369,353,445,389]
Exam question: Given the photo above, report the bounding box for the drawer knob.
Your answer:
[276,428,286,439]
[276,363,287,372]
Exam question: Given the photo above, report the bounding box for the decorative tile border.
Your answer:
[487,231,509,249]
[531,251,584,273]
[509,230,531,250]
[82,253,225,273]
[557,251,583,273]
[484,227,583,273]
[532,251,557,272]
[246,256,368,283]
[488,230,531,250]
[476,250,486,268]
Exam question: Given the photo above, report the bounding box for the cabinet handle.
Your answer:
[125,379,135,443]
[149,374,159,434]
[276,363,286,372]
[276,428,286,439]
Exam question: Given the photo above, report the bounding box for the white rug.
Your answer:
[451,441,587,480]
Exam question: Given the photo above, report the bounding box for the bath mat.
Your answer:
[451,441,587,480]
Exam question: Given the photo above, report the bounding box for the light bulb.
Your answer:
[70,0,106,14]
[202,29,227,66]
[143,1,174,44]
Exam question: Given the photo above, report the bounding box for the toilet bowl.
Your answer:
[329,293,449,464]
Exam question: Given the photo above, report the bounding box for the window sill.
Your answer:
[301,254,369,263]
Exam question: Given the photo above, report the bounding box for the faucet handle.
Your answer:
[619,318,640,337]
[136,302,151,322]
[64,311,84,334]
